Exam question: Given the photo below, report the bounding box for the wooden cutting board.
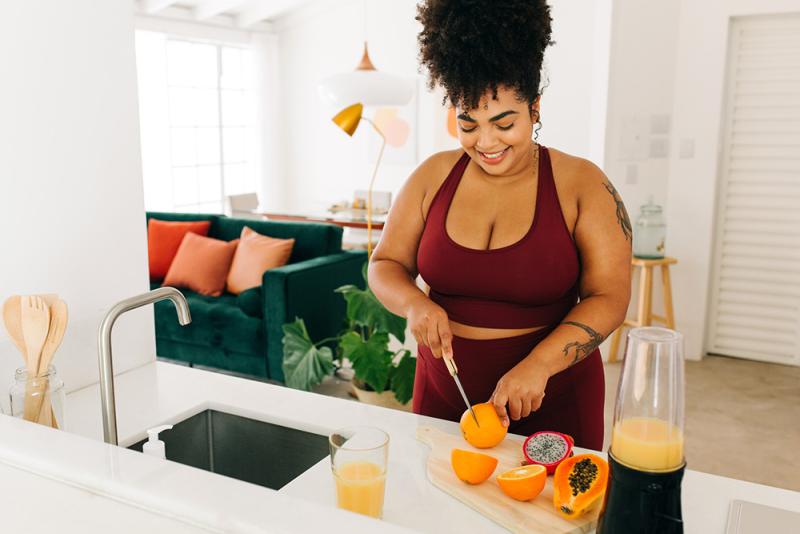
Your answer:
[417,426,598,534]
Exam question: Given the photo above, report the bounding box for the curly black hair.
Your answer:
[417,0,554,112]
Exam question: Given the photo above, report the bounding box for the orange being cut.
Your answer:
[460,403,508,449]
[451,449,499,485]
[497,464,547,501]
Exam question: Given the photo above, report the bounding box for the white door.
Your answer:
[706,14,800,366]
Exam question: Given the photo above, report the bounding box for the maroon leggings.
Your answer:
[412,328,605,450]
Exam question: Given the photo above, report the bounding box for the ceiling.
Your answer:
[135,0,313,30]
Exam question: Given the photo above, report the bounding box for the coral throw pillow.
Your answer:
[163,233,239,297]
[226,226,295,295]
[147,219,211,281]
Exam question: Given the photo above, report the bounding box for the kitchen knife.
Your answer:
[443,356,479,427]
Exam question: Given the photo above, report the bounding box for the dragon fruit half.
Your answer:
[522,431,574,474]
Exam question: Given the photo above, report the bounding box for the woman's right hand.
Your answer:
[406,295,454,359]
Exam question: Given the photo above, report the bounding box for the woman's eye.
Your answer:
[497,123,514,131]
[459,125,477,133]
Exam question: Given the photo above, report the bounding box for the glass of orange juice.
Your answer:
[329,426,389,519]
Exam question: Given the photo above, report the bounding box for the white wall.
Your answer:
[0,0,154,399]
[273,0,424,212]
[603,0,680,215]
[542,0,613,163]
[665,0,800,360]
[274,0,613,212]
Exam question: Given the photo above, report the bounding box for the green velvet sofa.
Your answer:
[146,211,367,382]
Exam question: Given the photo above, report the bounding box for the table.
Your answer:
[261,211,386,231]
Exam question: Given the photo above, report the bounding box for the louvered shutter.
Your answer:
[707,14,800,365]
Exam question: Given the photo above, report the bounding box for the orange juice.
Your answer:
[333,461,386,518]
[611,417,684,472]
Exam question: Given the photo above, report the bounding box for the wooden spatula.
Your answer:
[36,299,67,427]
[37,299,67,376]
[20,296,50,422]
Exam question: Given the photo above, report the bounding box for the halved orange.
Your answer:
[497,464,547,501]
[451,448,498,485]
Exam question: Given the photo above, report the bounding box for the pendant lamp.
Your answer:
[318,42,412,107]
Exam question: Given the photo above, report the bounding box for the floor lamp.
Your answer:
[331,102,385,258]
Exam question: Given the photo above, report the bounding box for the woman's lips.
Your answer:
[477,147,510,165]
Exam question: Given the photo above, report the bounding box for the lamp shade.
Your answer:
[318,42,413,107]
[332,103,364,136]
[319,70,413,107]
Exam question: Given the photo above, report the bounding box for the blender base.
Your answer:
[596,453,684,534]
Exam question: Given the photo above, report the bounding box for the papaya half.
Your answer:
[553,453,609,519]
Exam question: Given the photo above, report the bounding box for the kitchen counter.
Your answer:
[1,360,798,533]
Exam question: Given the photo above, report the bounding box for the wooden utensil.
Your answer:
[417,426,599,534]
[3,295,60,428]
[35,298,67,427]
[2,295,25,354]
[37,299,67,376]
[20,296,50,422]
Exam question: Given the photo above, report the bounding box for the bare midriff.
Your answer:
[449,320,546,340]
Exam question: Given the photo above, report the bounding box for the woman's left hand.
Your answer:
[490,357,551,427]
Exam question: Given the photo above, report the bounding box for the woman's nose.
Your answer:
[477,129,498,150]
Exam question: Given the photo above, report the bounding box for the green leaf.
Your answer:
[281,319,334,391]
[335,283,406,343]
[389,351,416,405]
[339,331,392,393]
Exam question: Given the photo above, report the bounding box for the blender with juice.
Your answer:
[597,327,686,534]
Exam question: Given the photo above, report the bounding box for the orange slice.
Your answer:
[451,448,499,485]
[460,403,508,449]
[497,464,547,501]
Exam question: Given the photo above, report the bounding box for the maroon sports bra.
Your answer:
[416,146,580,329]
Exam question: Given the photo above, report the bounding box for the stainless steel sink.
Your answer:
[128,409,329,490]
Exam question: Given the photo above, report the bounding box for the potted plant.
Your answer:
[281,264,415,409]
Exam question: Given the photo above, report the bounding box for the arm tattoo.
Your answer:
[602,181,632,242]
[560,321,605,366]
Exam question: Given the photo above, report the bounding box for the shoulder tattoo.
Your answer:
[602,181,632,242]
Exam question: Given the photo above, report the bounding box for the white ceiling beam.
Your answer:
[236,0,306,28]
[193,0,248,21]
[135,4,274,33]
[140,0,181,14]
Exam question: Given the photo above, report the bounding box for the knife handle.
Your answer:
[443,356,458,376]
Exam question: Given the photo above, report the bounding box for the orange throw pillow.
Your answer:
[226,226,295,295]
[163,233,239,297]
[148,219,211,281]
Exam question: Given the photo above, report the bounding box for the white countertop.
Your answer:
[1,360,798,533]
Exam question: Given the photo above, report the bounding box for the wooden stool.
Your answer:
[608,257,677,362]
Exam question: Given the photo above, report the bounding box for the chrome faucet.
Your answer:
[98,287,191,445]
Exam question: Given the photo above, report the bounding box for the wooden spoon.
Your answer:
[36,299,67,427]
[20,296,50,422]
[2,295,25,355]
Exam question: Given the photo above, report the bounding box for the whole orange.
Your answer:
[450,449,498,484]
[459,402,507,449]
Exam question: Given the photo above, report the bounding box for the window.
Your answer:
[136,32,258,213]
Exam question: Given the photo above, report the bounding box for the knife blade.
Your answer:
[443,356,479,427]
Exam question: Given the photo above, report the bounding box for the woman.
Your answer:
[368,0,631,450]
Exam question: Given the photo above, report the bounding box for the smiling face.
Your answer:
[456,86,540,177]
